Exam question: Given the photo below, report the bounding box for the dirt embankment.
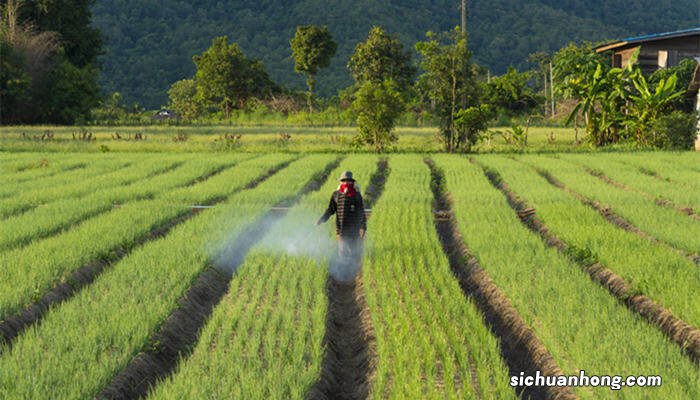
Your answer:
[99,157,343,399]
[309,159,388,400]
[427,159,575,400]
[483,166,700,365]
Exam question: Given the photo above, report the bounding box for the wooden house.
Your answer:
[595,27,700,74]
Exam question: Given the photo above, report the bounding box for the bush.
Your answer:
[653,111,697,150]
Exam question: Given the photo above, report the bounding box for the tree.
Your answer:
[290,25,337,112]
[483,67,539,115]
[416,27,478,152]
[348,26,415,92]
[0,0,101,124]
[352,79,404,153]
[11,0,102,67]
[168,79,200,121]
[194,36,275,116]
[454,104,494,152]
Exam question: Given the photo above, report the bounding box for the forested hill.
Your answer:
[92,0,699,109]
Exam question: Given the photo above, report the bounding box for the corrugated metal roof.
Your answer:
[621,27,700,43]
[596,27,700,52]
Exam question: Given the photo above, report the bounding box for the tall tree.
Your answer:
[352,79,404,153]
[194,36,275,116]
[14,0,102,67]
[290,25,337,112]
[416,27,478,152]
[348,26,416,92]
[0,0,101,124]
[168,79,200,121]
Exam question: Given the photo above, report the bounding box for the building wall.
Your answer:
[611,35,700,73]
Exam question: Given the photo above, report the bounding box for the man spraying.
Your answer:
[316,171,367,282]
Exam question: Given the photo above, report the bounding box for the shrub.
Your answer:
[652,111,696,150]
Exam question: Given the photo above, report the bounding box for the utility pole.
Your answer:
[461,0,467,34]
[543,68,548,117]
[550,61,555,116]
[461,0,468,109]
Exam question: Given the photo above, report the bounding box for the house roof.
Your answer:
[595,27,700,53]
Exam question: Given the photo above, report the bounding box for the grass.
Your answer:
[437,154,699,399]
[0,155,335,399]
[0,125,588,153]
[148,155,379,399]
[477,155,700,331]
[531,155,700,254]
[362,155,515,399]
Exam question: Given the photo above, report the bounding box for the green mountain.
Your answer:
[92,0,698,108]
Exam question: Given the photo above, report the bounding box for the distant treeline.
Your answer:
[91,0,699,108]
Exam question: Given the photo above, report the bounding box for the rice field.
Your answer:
[0,151,698,399]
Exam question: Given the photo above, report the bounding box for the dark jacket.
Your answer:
[318,190,367,237]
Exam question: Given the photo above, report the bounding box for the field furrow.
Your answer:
[426,158,572,400]
[440,155,699,398]
[476,156,700,328]
[0,155,186,219]
[101,156,342,398]
[362,155,515,399]
[561,154,700,216]
[146,155,378,399]
[0,155,291,330]
[521,155,700,255]
[481,164,700,363]
[0,155,334,399]
[0,155,249,251]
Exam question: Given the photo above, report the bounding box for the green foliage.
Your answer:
[352,79,404,153]
[416,27,478,152]
[290,25,337,112]
[167,79,200,121]
[0,0,101,124]
[649,58,697,112]
[0,40,31,121]
[625,70,684,145]
[483,67,540,115]
[11,0,102,67]
[560,47,685,147]
[454,104,494,152]
[42,59,101,124]
[652,111,697,150]
[553,42,608,101]
[348,26,415,93]
[194,36,276,117]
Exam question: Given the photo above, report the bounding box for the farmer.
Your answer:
[316,171,367,281]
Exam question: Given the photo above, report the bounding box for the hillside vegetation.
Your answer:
[92,0,698,108]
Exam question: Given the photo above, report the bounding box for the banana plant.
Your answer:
[626,72,684,145]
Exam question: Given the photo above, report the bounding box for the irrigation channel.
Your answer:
[426,159,574,400]
[99,157,342,399]
[0,160,279,349]
[479,163,700,364]
[309,159,388,400]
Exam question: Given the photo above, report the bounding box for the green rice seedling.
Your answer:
[561,154,700,214]
[612,153,700,191]
[439,154,699,399]
[0,155,334,399]
[477,155,700,334]
[524,155,700,254]
[0,155,188,218]
[362,155,515,399]
[0,155,252,251]
[148,156,378,399]
[0,154,289,322]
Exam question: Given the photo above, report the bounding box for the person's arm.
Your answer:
[316,193,337,225]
